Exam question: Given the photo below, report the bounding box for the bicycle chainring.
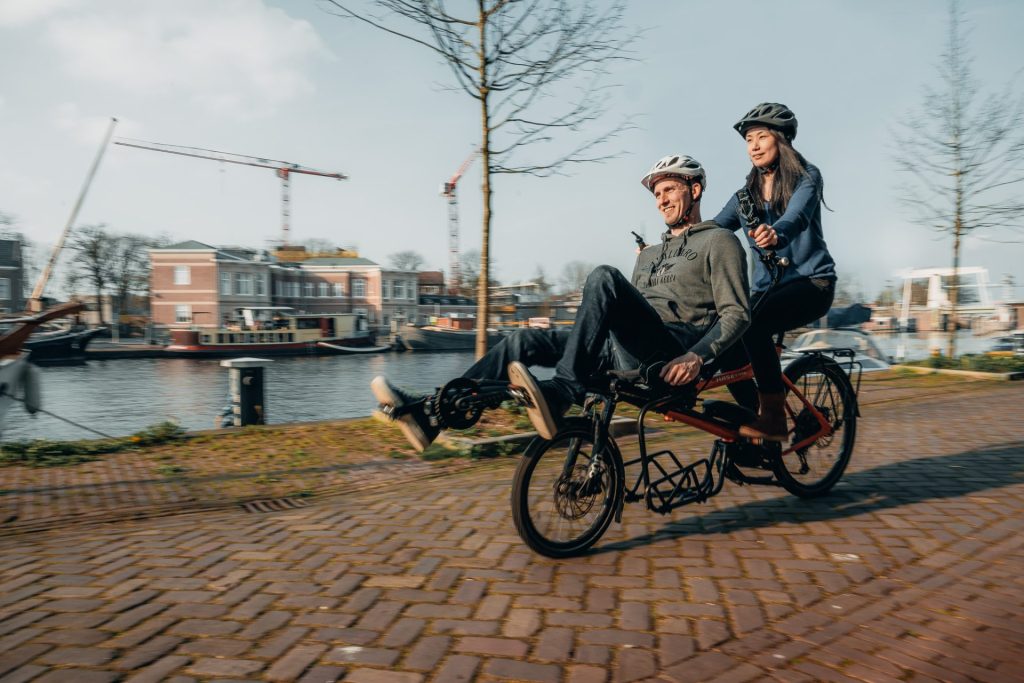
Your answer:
[434,378,483,430]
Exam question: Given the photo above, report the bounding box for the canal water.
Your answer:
[4,330,996,442]
[6,352,491,441]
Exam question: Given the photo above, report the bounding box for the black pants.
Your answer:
[462,266,689,401]
[720,276,835,404]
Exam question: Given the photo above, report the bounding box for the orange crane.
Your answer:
[113,138,347,246]
[440,149,479,294]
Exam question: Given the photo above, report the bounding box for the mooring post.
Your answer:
[220,357,272,427]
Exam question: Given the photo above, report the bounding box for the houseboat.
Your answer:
[166,307,387,357]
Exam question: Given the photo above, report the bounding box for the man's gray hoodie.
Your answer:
[630,220,750,362]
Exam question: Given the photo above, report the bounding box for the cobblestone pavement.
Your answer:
[0,383,1021,682]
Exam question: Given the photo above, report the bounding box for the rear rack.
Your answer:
[798,347,863,397]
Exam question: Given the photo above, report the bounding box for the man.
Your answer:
[372,154,750,451]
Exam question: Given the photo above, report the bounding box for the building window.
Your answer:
[318,282,329,297]
[353,279,365,298]
[333,282,344,297]
[393,280,405,300]
[235,273,253,296]
[303,282,314,298]
[291,282,300,298]
[175,305,191,323]
[255,275,266,297]
[407,281,416,300]
[0,278,9,300]
[220,272,231,295]
[174,265,191,285]
[382,280,390,300]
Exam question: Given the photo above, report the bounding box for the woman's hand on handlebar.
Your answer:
[748,223,779,248]
[660,352,703,386]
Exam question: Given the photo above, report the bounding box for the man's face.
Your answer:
[653,177,692,226]
[745,126,779,168]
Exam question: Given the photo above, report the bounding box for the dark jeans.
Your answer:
[721,276,835,403]
[463,266,689,403]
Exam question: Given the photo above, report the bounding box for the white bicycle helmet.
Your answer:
[641,154,707,193]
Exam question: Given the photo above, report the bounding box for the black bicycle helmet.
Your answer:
[733,102,798,140]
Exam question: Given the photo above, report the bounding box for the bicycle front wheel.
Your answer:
[775,354,857,498]
[511,417,624,558]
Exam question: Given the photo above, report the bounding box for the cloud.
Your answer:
[43,0,331,117]
[0,0,79,27]
[51,103,141,145]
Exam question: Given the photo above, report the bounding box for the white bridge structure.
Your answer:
[897,267,1001,331]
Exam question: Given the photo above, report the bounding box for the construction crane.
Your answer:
[113,138,348,246]
[440,149,479,294]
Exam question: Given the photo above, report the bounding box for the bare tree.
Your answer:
[893,0,1024,357]
[303,238,338,255]
[320,0,637,356]
[107,234,154,333]
[69,224,113,326]
[560,260,594,295]
[388,250,426,271]
[457,249,481,298]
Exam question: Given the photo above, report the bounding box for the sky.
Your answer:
[1,0,1022,300]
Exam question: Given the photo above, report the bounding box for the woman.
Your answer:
[714,102,837,441]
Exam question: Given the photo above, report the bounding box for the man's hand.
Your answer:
[660,352,703,386]
[748,223,779,248]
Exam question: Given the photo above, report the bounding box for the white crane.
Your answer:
[114,138,348,246]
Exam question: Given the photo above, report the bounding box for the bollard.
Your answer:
[220,357,272,427]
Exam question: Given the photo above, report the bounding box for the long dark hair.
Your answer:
[744,130,827,215]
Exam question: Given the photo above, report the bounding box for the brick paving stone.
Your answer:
[324,646,399,667]
[343,669,424,683]
[265,643,328,682]
[0,384,1021,682]
[186,657,265,677]
[0,664,48,683]
[432,654,480,683]
[0,643,51,678]
[482,657,561,682]
[37,646,115,666]
[298,665,347,683]
[123,655,190,683]
[33,670,120,683]
[454,636,528,657]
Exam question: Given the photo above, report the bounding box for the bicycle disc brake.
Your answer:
[553,466,604,520]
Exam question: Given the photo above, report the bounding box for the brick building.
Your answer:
[149,241,419,334]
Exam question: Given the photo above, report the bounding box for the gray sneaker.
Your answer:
[371,376,439,452]
[507,361,566,440]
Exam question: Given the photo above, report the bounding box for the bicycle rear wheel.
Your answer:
[511,417,624,558]
[775,355,857,498]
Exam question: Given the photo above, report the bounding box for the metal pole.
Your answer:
[29,117,118,311]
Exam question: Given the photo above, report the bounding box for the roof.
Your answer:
[157,240,217,251]
[299,257,379,266]
[418,271,445,285]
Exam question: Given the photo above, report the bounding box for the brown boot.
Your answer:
[739,392,788,442]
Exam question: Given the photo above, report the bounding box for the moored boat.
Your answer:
[25,326,106,365]
[165,306,379,358]
[399,316,504,352]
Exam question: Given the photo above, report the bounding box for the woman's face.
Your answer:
[745,126,779,169]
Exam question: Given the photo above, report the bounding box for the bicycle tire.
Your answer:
[774,354,857,498]
[511,417,624,558]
